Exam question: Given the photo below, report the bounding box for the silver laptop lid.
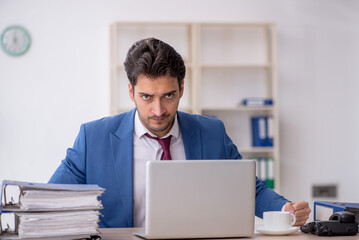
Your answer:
[145,160,256,239]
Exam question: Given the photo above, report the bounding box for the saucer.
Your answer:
[256,225,300,236]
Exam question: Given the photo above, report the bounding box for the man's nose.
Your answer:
[151,99,166,116]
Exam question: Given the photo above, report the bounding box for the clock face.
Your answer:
[1,25,31,56]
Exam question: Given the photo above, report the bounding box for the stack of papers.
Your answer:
[0,180,105,239]
[19,189,103,211]
[17,211,100,238]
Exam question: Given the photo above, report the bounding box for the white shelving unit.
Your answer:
[110,22,280,192]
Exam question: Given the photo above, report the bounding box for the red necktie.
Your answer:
[144,133,172,160]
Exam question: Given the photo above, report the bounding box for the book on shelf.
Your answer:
[314,201,359,224]
[0,180,105,239]
[253,158,275,189]
[251,116,273,147]
[241,98,273,107]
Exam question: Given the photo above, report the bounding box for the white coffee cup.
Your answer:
[263,211,296,230]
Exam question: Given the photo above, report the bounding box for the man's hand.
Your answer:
[284,201,311,226]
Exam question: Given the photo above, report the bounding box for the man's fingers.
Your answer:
[295,211,310,223]
[291,201,311,226]
[294,219,307,226]
[295,206,311,217]
[293,201,309,211]
[284,202,295,213]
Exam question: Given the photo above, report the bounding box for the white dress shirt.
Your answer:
[133,111,186,227]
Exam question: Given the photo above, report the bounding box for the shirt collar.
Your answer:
[134,111,180,140]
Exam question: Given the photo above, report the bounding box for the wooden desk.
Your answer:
[99,228,359,240]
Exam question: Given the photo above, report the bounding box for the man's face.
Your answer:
[129,74,184,138]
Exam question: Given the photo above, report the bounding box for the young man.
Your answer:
[49,38,310,228]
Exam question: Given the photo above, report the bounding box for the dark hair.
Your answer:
[124,38,186,87]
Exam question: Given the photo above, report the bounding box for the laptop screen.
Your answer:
[142,160,256,239]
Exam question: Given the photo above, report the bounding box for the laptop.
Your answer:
[134,160,256,239]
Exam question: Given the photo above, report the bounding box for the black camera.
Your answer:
[301,211,358,236]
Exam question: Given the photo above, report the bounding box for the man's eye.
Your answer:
[165,94,174,99]
[142,95,151,101]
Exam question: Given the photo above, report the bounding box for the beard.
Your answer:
[138,111,175,134]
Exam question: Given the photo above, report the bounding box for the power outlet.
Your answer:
[312,185,337,198]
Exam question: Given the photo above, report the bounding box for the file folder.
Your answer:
[251,116,273,147]
[1,180,104,212]
[0,180,104,239]
[242,98,273,107]
[314,201,359,224]
[253,158,275,189]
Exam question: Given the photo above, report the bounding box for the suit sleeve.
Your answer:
[48,124,87,184]
[221,121,289,218]
[254,179,289,218]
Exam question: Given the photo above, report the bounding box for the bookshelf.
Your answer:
[110,22,280,192]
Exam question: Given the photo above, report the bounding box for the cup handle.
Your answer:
[291,213,296,226]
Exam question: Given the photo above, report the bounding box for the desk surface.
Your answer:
[99,228,359,240]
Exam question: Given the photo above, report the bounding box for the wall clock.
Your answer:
[1,25,31,56]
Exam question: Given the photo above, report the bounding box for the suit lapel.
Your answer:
[110,109,136,227]
[178,112,202,159]
[109,110,201,227]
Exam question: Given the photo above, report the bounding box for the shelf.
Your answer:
[202,106,274,112]
[115,60,193,70]
[178,107,193,113]
[113,107,134,113]
[114,107,193,114]
[239,147,275,154]
[201,22,275,27]
[201,64,272,69]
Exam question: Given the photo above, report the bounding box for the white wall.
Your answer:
[1,0,359,213]
[277,1,359,204]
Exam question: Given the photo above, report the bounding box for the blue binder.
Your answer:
[251,116,273,147]
[314,201,359,223]
[242,98,273,106]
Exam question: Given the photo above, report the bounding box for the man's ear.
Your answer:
[179,80,184,98]
[128,83,134,102]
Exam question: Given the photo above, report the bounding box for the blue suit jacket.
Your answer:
[49,109,288,227]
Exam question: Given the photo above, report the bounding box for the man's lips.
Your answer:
[152,117,165,122]
[149,115,168,123]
